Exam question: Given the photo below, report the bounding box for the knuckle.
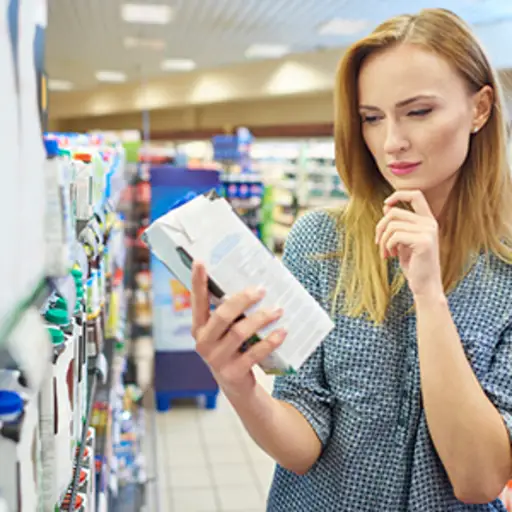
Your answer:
[242,290,255,302]
[213,308,230,325]
[259,308,274,322]
[230,323,247,342]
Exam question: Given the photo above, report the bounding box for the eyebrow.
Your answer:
[359,94,438,111]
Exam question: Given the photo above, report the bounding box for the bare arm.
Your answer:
[375,189,512,503]
[190,261,323,475]
[224,382,322,474]
[416,293,512,504]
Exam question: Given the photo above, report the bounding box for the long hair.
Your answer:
[333,8,512,323]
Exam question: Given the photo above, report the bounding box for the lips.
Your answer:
[388,162,421,176]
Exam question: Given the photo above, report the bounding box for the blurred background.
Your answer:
[0,1,511,512]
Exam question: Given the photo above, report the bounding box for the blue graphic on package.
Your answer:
[211,233,242,266]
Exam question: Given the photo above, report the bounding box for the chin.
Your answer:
[386,175,427,191]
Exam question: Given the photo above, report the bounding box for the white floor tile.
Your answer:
[172,487,218,511]
[253,461,275,497]
[198,410,237,431]
[211,463,255,486]
[217,485,264,511]
[206,446,249,465]
[167,432,203,452]
[245,443,274,464]
[169,466,213,489]
[167,446,208,468]
[159,486,174,512]
[200,426,243,447]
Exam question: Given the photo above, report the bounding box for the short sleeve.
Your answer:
[272,211,335,447]
[481,325,512,441]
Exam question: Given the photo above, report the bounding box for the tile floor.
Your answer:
[154,370,276,512]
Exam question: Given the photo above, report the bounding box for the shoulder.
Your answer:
[284,209,340,258]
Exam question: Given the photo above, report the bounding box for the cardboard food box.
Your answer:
[142,191,334,375]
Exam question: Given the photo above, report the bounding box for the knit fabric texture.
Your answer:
[267,210,512,512]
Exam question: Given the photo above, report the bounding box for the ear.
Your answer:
[471,85,494,134]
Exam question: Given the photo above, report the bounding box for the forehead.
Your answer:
[357,43,467,106]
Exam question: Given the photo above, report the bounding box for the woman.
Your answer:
[191,8,512,511]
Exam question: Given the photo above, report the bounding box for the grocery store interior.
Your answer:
[1,0,512,511]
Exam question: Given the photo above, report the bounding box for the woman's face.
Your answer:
[358,43,488,214]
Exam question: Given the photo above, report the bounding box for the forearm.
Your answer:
[416,293,511,502]
[224,382,322,474]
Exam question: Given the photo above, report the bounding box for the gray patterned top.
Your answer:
[267,210,512,512]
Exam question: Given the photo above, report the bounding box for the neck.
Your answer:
[423,174,459,220]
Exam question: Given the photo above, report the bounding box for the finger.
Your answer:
[385,231,425,256]
[380,221,421,258]
[233,328,288,377]
[191,261,210,336]
[384,190,433,217]
[208,307,284,368]
[375,207,423,244]
[199,287,266,346]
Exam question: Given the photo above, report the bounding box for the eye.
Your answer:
[361,115,382,124]
[407,108,433,117]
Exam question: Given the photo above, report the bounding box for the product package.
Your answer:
[0,382,41,512]
[45,324,74,500]
[142,191,334,375]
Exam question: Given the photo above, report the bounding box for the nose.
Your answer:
[383,121,410,155]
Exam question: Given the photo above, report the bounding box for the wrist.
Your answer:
[413,288,447,309]
[221,378,260,405]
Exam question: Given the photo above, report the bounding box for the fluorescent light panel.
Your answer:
[318,18,369,35]
[245,44,290,59]
[124,37,166,50]
[121,3,174,24]
[161,59,196,71]
[95,70,127,83]
[48,79,73,91]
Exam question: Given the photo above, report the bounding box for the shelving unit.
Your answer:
[252,138,348,253]
[0,115,146,512]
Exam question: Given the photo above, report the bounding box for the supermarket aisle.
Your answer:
[155,370,276,512]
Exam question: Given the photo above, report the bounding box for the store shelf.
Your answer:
[0,278,51,352]
[66,363,99,511]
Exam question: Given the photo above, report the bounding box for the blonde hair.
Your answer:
[333,8,512,323]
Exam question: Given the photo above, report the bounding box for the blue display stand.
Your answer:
[150,167,221,411]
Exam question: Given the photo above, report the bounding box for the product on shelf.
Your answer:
[84,427,97,508]
[71,268,88,427]
[143,192,335,375]
[0,387,40,512]
[2,124,134,511]
[45,325,74,499]
[43,139,75,278]
[70,467,94,512]
[58,490,87,512]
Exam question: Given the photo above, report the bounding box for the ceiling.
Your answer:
[46,0,512,91]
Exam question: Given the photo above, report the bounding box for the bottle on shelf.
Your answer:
[45,323,74,500]
[0,388,40,512]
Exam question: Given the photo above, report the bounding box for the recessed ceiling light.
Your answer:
[161,59,196,71]
[318,18,369,36]
[95,71,127,83]
[48,79,74,91]
[124,37,166,50]
[245,44,290,59]
[121,3,174,25]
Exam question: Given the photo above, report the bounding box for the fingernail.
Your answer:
[277,328,288,339]
[274,307,284,317]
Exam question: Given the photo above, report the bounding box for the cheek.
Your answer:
[362,127,382,162]
[419,115,470,170]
